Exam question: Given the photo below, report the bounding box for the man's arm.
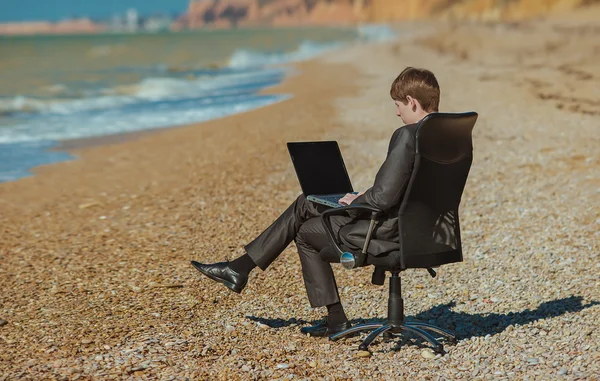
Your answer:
[350,126,416,211]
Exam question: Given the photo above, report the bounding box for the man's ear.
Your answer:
[406,96,417,112]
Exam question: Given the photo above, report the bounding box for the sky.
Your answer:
[0,0,191,22]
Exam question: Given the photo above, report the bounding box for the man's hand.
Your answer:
[339,190,365,206]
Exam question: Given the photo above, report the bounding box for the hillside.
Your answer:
[173,0,596,29]
[174,0,600,29]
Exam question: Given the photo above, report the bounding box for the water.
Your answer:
[0,25,395,182]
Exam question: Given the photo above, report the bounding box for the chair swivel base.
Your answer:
[329,320,456,353]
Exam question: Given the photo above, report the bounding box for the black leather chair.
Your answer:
[319,112,478,354]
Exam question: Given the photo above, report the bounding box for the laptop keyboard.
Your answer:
[319,195,342,203]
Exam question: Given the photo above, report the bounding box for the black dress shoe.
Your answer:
[301,318,351,337]
[191,261,248,294]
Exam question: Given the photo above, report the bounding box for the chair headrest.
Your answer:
[416,112,478,163]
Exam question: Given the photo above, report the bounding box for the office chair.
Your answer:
[319,112,478,353]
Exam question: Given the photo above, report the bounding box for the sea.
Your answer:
[0,25,395,183]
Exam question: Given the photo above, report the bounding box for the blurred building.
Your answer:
[126,9,139,32]
[143,14,173,32]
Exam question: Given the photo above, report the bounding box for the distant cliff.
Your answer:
[173,0,592,29]
[368,0,590,21]
[172,0,367,29]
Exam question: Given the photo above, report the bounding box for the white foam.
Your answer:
[0,94,291,143]
[228,40,343,69]
[226,25,396,69]
[0,96,50,115]
[0,67,288,118]
[356,24,397,42]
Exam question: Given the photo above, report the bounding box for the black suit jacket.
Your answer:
[338,123,417,255]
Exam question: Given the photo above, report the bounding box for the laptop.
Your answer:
[287,141,355,208]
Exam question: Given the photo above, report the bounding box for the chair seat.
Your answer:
[318,246,341,263]
[318,246,400,269]
[319,243,462,270]
[403,247,462,268]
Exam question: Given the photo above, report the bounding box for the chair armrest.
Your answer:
[321,204,384,218]
[321,204,383,269]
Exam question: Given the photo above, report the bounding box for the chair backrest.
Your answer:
[398,112,478,270]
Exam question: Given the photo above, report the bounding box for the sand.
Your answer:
[1,17,599,380]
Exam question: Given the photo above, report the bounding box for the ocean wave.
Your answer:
[227,40,343,69]
[227,24,396,69]
[0,96,51,116]
[0,67,288,118]
[356,24,397,42]
[0,93,290,144]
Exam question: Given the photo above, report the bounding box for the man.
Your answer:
[191,67,440,336]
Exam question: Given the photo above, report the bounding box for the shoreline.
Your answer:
[0,54,354,193]
[53,95,291,152]
[52,60,307,153]
[1,25,381,183]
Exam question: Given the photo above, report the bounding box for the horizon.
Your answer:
[0,0,190,22]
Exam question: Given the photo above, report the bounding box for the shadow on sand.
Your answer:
[246,295,598,341]
[412,295,598,339]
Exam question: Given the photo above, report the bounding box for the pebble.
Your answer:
[421,349,436,359]
[276,363,290,369]
[0,319,7,327]
[357,351,372,358]
[225,325,235,333]
[527,358,539,366]
[242,365,251,372]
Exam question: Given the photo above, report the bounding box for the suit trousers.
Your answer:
[244,194,354,308]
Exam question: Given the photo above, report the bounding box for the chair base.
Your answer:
[329,320,456,354]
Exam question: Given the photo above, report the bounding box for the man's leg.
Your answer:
[243,194,326,270]
[294,217,349,308]
[295,216,355,336]
[191,194,326,293]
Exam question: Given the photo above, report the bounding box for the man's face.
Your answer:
[394,99,414,124]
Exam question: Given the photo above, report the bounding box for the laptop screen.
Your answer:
[287,141,353,196]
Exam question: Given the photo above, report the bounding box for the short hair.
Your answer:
[390,67,440,112]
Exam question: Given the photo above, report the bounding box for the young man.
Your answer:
[191,67,440,336]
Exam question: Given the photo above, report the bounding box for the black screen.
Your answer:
[287,141,353,196]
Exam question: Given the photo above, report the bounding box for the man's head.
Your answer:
[390,67,440,124]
